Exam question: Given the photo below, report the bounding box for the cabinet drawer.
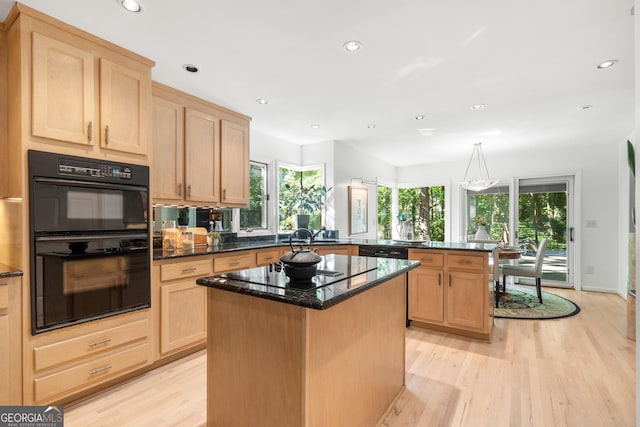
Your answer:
[34,342,149,404]
[0,283,7,311]
[448,254,485,271]
[214,252,255,273]
[408,250,444,268]
[160,259,212,282]
[256,249,280,266]
[33,319,149,371]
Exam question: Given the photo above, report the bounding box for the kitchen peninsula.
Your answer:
[196,254,419,427]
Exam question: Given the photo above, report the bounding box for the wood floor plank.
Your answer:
[65,288,634,427]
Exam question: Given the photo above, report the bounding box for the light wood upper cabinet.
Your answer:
[185,108,220,204]
[99,58,150,155]
[30,32,151,156]
[7,5,154,162]
[151,82,251,207]
[31,32,95,146]
[220,120,249,205]
[152,96,184,201]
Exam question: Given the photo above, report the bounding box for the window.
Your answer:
[278,165,325,231]
[397,186,445,241]
[465,185,509,242]
[377,185,392,239]
[239,162,268,230]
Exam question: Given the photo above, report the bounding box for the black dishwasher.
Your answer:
[358,245,408,259]
[359,245,410,326]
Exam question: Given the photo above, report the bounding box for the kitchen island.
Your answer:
[196,254,419,427]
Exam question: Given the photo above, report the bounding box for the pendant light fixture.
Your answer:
[461,142,497,191]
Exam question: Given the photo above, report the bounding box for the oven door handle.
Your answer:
[35,233,149,242]
[33,177,148,193]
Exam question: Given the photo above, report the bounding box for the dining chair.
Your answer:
[490,246,501,307]
[502,238,549,303]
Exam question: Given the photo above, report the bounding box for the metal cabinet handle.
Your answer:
[264,256,274,260]
[448,274,452,287]
[229,261,240,266]
[105,125,109,145]
[89,365,112,376]
[88,338,112,348]
[188,185,192,198]
[223,189,227,200]
[88,121,93,142]
[438,273,441,286]
[178,183,182,196]
[182,267,197,273]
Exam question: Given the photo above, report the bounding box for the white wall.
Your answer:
[333,143,396,239]
[250,129,301,165]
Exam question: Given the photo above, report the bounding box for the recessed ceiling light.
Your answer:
[578,105,593,110]
[597,60,618,69]
[256,98,268,105]
[119,0,142,13]
[470,104,486,110]
[343,41,362,52]
[415,115,425,120]
[367,124,376,129]
[183,64,199,73]
[310,124,320,129]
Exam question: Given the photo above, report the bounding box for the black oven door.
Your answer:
[33,233,150,333]
[32,178,148,233]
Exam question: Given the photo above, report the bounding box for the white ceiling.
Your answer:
[0,0,635,167]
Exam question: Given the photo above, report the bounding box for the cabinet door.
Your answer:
[185,108,220,203]
[160,281,207,355]
[220,120,249,206]
[0,278,21,404]
[446,270,485,331]
[99,58,150,156]
[32,32,96,145]
[408,267,444,323]
[152,96,184,200]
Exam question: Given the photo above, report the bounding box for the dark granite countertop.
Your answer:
[196,254,420,310]
[0,263,23,278]
[154,238,494,260]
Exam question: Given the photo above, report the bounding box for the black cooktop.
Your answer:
[223,255,378,290]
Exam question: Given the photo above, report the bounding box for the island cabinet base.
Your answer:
[206,274,407,427]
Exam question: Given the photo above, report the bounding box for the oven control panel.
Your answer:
[58,159,132,179]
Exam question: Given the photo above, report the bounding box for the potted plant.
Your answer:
[207,231,220,247]
[472,214,490,240]
[279,172,331,230]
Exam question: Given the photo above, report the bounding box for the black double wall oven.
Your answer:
[29,150,150,334]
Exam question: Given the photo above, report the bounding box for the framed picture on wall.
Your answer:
[348,186,368,235]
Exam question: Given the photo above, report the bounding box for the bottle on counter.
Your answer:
[162,220,177,251]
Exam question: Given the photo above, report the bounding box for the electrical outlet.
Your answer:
[586,220,597,228]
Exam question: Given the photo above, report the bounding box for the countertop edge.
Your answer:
[154,240,494,260]
[196,260,420,310]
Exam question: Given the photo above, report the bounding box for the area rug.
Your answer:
[494,286,580,320]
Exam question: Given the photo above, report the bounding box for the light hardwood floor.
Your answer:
[65,288,635,427]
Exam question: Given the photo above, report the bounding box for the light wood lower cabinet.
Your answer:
[213,251,256,273]
[408,249,491,340]
[255,248,282,266]
[313,245,357,256]
[0,276,22,404]
[154,257,211,359]
[27,310,151,405]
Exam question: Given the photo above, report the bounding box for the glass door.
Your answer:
[515,177,574,287]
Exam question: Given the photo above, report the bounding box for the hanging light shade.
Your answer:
[461,142,497,191]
